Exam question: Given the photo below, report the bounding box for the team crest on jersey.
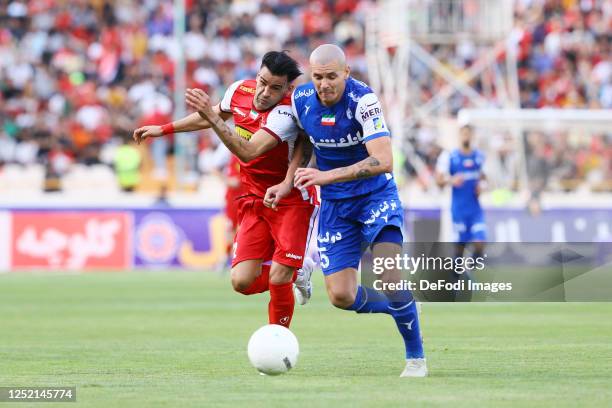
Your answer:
[321,114,335,126]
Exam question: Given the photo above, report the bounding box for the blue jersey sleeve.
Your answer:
[354,93,390,142]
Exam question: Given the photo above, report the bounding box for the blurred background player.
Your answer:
[435,124,487,266]
[206,147,243,272]
[113,132,142,193]
[133,51,317,328]
[223,154,242,266]
[290,44,427,377]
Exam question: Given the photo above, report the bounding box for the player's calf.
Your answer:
[268,262,296,327]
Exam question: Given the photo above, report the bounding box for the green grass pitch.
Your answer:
[1,271,611,407]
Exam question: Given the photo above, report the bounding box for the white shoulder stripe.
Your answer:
[220,80,244,112]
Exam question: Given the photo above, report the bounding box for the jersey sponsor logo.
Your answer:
[239,85,255,94]
[285,252,303,260]
[274,109,297,125]
[321,114,335,126]
[294,88,314,99]
[361,106,382,122]
[233,107,247,117]
[235,126,253,140]
[309,131,363,149]
[463,159,474,168]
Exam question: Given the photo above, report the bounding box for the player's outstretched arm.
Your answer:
[186,88,279,163]
[264,133,313,209]
[133,94,230,145]
[294,136,392,187]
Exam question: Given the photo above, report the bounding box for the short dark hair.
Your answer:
[260,51,302,82]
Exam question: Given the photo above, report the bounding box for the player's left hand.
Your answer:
[264,181,292,210]
[186,88,214,117]
[294,168,332,188]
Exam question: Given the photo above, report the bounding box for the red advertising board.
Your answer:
[11,212,131,270]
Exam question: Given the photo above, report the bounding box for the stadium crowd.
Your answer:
[0,0,610,192]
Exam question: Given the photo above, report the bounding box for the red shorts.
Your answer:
[232,196,317,269]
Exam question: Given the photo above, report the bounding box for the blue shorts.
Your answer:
[452,211,487,243]
[317,186,404,275]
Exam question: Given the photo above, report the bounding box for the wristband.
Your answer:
[161,123,175,135]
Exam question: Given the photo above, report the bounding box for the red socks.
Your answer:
[238,264,271,295]
[268,281,295,328]
[236,264,295,327]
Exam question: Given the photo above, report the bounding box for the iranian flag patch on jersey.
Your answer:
[321,114,335,126]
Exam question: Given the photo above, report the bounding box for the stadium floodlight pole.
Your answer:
[172,0,196,190]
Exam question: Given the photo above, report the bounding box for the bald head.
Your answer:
[309,44,346,67]
[309,44,350,106]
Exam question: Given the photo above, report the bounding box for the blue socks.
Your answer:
[348,286,424,359]
[389,298,424,359]
[347,286,390,314]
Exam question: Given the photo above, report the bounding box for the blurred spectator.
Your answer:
[113,133,142,192]
[0,0,609,194]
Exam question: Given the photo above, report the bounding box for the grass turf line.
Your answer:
[1,271,611,407]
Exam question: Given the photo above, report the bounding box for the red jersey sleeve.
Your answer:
[220,80,243,113]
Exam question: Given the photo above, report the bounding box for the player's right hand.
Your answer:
[264,182,292,211]
[133,126,163,145]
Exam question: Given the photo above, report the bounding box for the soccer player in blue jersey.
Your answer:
[435,124,487,262]
[267,44,427,377]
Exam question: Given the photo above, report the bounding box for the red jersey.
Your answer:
[220,79,313,205]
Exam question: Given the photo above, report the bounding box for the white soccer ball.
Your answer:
[247,324,299,375]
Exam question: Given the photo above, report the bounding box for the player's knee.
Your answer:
[230,273,252,294]
[327,287,356,309]
[269,264,294,285]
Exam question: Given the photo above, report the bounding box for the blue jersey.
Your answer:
[291,77,394,200]
[437,149,485,217]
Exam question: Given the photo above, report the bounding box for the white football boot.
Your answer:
[400,358,428,378]
[293,257,315,305]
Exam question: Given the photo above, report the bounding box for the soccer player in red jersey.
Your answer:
[133,52,317,328]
